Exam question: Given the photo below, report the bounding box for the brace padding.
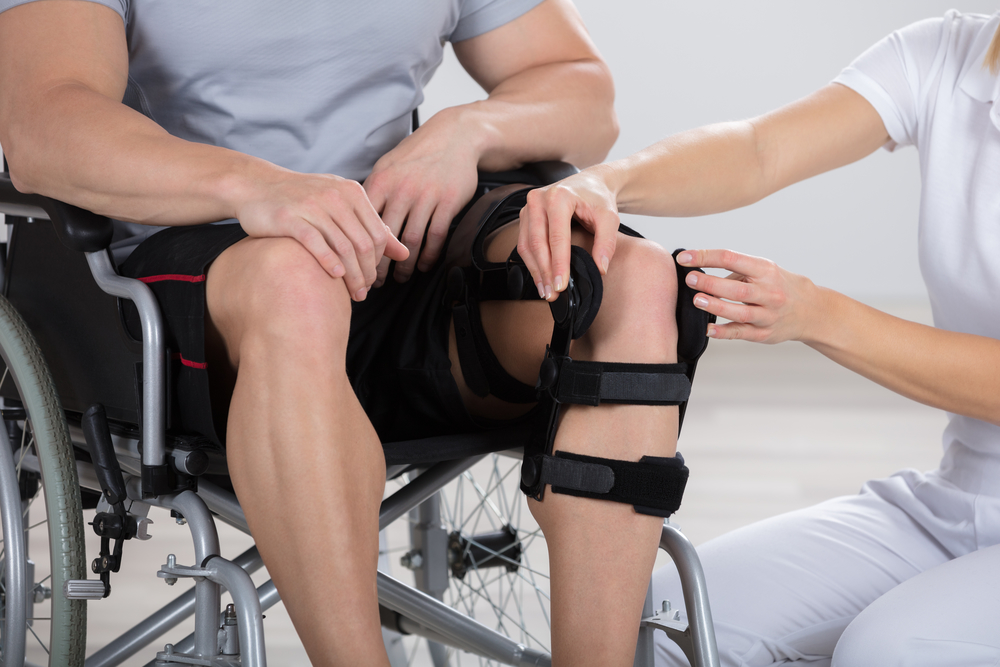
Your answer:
[539,357,692,406]
[523,451,689,517]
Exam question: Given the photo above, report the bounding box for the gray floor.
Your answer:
[72,300,946,666]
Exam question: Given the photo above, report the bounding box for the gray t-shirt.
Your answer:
[0,0,542,252]
[1,0,542,181]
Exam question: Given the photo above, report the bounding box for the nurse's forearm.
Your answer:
[805,289,1000,426]
[606,120,764,216]
[600,84,890,217]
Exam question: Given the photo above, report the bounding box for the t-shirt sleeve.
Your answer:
[450,0,545,42]
[833,14,951,151]
[0,0,125,23]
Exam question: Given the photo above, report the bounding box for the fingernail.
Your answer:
[536,282,545,299]
[601,256,609,274]
[333,264,345,277]
[707,324,717,337]
[374,279,384,289]
[554,276,563,292]
[355,287,368,301]
[544,284,553,300]
[694,296,709,308]
[677,252,692,265]
[686,272,698,287]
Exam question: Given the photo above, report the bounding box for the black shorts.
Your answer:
[119,224,483,447]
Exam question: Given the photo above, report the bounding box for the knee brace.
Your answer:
[445,184,714,517]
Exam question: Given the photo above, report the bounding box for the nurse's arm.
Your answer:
[0,1,405,298]
[518,83,887,296]
[675,248,1000,427]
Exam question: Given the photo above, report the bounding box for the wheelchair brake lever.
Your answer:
[83,404,127,506]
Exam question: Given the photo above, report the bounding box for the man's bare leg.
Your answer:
[207,237,391,667]
[455,225,680,667]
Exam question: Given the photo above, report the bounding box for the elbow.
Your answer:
[4,151,33,194]
[572,59,618,167]
[0,128,39,194]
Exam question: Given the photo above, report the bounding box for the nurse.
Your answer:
[519,10,1000,666]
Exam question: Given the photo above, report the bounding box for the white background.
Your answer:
[422,0,998,306]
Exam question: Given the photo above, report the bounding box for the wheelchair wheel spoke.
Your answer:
[387,454,550,665]
[27,621,49,655]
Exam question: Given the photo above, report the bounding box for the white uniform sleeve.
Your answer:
[833,14,953,151]
[0,0,125,24]
[450,0,544,42]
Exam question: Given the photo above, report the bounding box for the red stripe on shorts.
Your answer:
[138,274,207,284]
[172,353,208,370]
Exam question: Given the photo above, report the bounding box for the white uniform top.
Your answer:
[834,10,1000,495]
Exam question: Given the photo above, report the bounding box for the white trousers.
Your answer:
[653,463,1000,666]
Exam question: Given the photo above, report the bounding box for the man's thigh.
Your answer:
[653,474,954,667]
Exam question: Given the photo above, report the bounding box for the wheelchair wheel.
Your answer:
[0,293,87,666]
[386,453,550,667]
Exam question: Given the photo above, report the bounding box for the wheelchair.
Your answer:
[0,161,720,667]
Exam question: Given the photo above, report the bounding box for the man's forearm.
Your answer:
[5,83,276,226]
[444,57,618,173]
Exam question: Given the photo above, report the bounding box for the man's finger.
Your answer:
[290,220,345,280]
[394,196,436,282]
[418,202,459,272]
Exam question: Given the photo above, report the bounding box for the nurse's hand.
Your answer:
[675,249,822,344]
[517,165,620,301]
[364,108,481,286]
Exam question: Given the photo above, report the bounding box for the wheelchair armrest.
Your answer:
[0,172,114,253]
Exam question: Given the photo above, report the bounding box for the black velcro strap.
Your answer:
[452,299,538,404]
[548,359,691,406]
[537,455,615,494]
[543,451,688,517]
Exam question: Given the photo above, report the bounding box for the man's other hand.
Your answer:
[364,109,480,285]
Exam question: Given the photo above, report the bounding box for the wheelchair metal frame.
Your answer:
[0,173,720,667]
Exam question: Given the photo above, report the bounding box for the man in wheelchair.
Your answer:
[0,1,710,665]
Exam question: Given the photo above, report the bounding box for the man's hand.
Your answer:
[363,108,480,285]
[237,171,408,301]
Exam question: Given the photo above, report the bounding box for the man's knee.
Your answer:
[207,236,352,365]
[581,236,679,359]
